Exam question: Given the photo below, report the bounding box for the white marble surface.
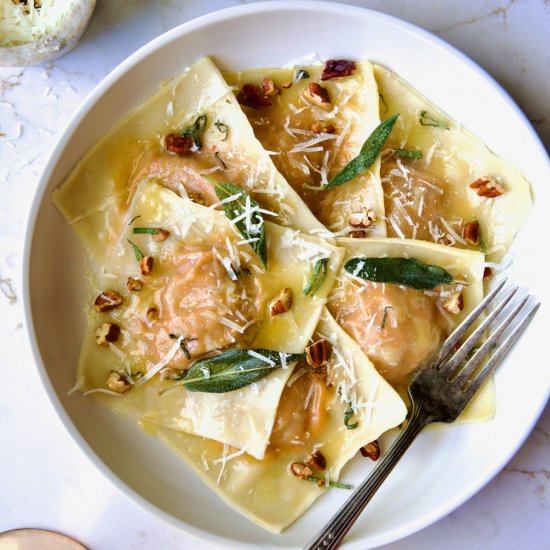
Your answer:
[1,1,549,549]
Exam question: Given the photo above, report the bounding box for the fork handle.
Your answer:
[304,405,433,550]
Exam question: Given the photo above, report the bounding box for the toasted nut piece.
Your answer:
[106,370,131,394]
[349,230,367,238]
[152,228,170,242]
[94,290,122,313]
[469,176,505,198]
[303,83,331,111]
[270,288,293,316]
[360,440,381,460]
[146,306,159,321]
[311,122,336,134]
[306,339,331,368]
[236,83,272,109]
[140,256,153,275]
[305,450,327,471]
[262,78,279,97]
[442,292,464,314]
[165,133,194,156]
[321,59,357,81]
[483,267,493,280]
[463,221,480,246]
[282,81,292,89]
[95,323,120,346]
[348,208,375,229]
[127,277,142,291]
[290,462,313,480]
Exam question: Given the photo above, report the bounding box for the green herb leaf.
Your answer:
[213,182,267,267]
[169,333,196,360]
[133,227,160,235]
[345,257,454,290]
[293,68,310,83]
[306,476,352,490]
[214,151,227,170]
[393,148,422,159]
[128,214,141,225]
[214,120,229,141]
[325,114,399,188]
[419,110,449,129]
[127,239,144,261]
[344,405,358,430]
[303,257,329,296]
[379,305,394,330]
[181,114,208,150]
[179,348,304,393]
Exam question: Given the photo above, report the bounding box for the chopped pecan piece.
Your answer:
[360,440,381,460]
[106,370,131,394]
[236,83,272,109]
[348,208,376,229]
[270,288,294,316]
[152,228,170,242]
[442,292,464,314]
[305,450,327,471]
[463,221,480,246]
[93,290,122,313]
[262,78,279,97]
[303,83,332,111]
[321,59,357,81]
[290,462,313,480]
[469,176,505,198]
[140,256,154,275]
[311,122,336,134]
[127,277,142,291]
[165,133,194,156]
[146,306,159,321]
[306,339,331,368]
[95,323,120,346]
[483,267,493,280]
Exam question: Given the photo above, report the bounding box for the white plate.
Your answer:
[23,2,550,548]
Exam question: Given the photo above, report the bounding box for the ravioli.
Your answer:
[52,56,325,261]
[328,237,494,422]
[225,61,386,238]
[146,309,406,533]
[74,181,344,459]
[374,65,533,262]
[52,55,533,534]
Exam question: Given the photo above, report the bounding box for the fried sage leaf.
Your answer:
[345,257,453,290]
[393,148,422,159]
[214,182,267,267]
[127,239,144,261]
[325,114,399,188]
[181,114,208,149]
[180,349,304,393]
[303,257,329,296]
[419,110,449,130]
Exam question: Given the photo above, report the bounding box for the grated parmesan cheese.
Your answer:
[0,0,78,47]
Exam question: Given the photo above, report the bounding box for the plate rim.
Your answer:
[22,2,550,549]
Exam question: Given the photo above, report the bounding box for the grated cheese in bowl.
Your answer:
[0,0,96,66]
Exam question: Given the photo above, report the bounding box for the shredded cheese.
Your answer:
[0,0,78,47]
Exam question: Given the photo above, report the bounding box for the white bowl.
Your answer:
[0,0,96,67]
[23,2,550,549]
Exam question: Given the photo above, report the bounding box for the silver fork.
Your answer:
[304,279,540,550]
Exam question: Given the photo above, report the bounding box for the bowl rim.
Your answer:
[22,2,550,549]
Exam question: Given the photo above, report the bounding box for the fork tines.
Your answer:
[436,278,540,393]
